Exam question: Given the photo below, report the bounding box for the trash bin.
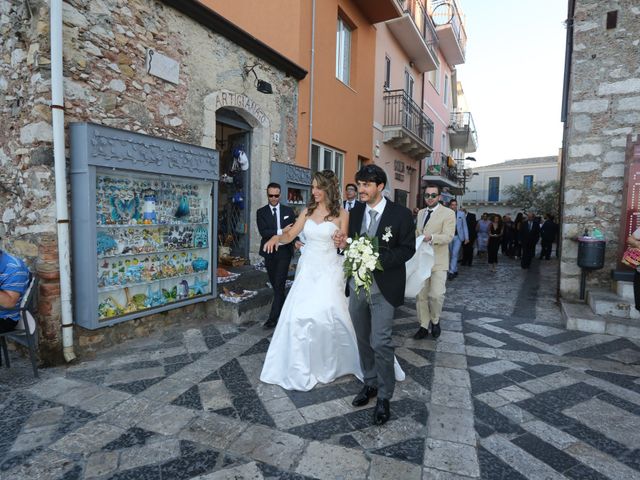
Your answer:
[577,236,606,299]
[577,237,606,269]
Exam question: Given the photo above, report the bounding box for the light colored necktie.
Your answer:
[367,210,378,236]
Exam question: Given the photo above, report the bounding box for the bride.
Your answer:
[260,170,404,391]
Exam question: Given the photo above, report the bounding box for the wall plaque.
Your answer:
[146,49,180,85]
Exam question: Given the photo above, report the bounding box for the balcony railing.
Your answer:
[383,89,434,149]
[400,0,439,61]
[463,189,508,203]
[431,0,467,63]
[425,152,459,183]
[450,111,478,150]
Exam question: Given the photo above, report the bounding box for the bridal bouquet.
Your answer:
[343,234,383,298]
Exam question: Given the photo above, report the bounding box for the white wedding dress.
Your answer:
[260,219,405,391]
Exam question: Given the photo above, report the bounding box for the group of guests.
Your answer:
[451,210,559,274]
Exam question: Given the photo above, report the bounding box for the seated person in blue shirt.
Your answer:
[0,246,31,334]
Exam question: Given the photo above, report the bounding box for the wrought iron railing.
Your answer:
[431,0,467,57]
[425,152,459,183]
[399,0,439,60]
[383,89,434,148]
[450,111,478,147]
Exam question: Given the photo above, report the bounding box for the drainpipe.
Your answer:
[417,72,426,207]
[558,0,576,301]
[307,0,316,164]
[50,0,76,362]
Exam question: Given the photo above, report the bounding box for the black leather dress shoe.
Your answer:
[413,327,429,339]
[263,319,277,329]
[431,323,441,339]
[352,385,378,407]
[373,398,390,425]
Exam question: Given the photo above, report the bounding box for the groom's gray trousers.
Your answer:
[349,285,395,400]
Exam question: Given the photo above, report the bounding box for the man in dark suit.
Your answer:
[519,212,540,269]
[461,209,477,266]
[257,182,296,329]
[343,183,359,211]
[539,214,557,260]
[334,164,415,426]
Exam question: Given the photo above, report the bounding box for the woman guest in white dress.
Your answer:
[260,170,404,391]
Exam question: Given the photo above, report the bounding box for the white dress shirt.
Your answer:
[423,203,439,245]
[271,203,282,234]
[365,197,387,231]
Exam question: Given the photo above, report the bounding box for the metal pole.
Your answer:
[579,269,587,300]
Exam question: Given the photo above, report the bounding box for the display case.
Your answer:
[70,123,219,329]
[270,162,312,214]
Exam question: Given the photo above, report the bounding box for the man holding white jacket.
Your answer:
[413,185,455,339]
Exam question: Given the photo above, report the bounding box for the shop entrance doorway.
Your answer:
[216,109,252,261]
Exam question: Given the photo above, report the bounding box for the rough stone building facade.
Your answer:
[560,0,640,299]
[0,0,303,363]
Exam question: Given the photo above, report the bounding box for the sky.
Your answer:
[455,0,568,166]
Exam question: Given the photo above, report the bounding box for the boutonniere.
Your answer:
[382,226,393,243]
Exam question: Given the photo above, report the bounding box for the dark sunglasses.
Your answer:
[424,193,439,199]
[268,194,280,198]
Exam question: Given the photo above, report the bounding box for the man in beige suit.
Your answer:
[414,184,455,339]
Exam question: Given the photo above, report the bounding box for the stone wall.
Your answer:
[0,0,299,363]
[0,0,62,363]
[560,0,640,298]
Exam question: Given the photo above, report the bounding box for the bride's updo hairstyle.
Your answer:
[307,170,342,221]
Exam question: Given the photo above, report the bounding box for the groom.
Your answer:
[334,164,415,425]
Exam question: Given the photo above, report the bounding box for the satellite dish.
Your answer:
[431,2,455,26]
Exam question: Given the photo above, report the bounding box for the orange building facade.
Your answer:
[201,0,402,190]
[201,0,476,214]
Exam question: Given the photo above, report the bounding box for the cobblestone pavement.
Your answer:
[1,255,640,479]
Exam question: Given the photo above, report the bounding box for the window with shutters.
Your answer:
[488,177,500,201]
[336,17,352,85]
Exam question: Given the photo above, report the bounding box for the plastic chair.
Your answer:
[0,275,39,377]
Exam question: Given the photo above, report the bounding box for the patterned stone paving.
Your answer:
[1,255,639,479]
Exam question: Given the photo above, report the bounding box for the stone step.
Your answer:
[206,286,274,325]
[586,289,637,319]
[207,264,296,325]
[614,280,634,302]
[218,266,270,291]
[561,299,640,339]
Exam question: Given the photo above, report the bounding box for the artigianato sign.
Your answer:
[215,91,270,127]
